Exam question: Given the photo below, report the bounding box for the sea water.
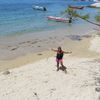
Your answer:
[0,0,99,36]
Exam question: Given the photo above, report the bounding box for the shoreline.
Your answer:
[0,28,98,60]
[0,29,100,72]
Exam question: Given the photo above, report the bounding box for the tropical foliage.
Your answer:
[95,14,100,22]
[64,7,100,26]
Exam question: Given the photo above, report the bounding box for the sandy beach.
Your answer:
[0,29,100,100]
[0,28,99,71]
[0,0,100,99]
[1,56,100,100]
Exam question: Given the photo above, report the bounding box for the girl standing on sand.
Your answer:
[52,47,72,71]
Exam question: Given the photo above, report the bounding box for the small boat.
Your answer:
[69,5,84,9]
[87,2,100,8]
[47,16,70,23]
[32,5,47,11]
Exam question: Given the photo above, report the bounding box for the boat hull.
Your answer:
[32,6,47,11]
[69,6,84,9]
[47,16,70,23]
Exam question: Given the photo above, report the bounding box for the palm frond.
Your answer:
[95,15,100,22]
[79,14,89,20]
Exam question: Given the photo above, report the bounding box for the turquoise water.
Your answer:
[0,0,99,36]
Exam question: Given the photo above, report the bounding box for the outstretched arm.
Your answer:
[51,48,57,52]
[63,51,72,54]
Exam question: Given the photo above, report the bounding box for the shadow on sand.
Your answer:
[59,66,67,74]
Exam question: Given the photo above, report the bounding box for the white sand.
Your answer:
[89,35,100,53]
[0,35,100,100]
[91,2,100,7]
[0,56,100,100]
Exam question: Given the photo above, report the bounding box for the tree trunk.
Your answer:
[78,16,100,26]
[85,19,100,27]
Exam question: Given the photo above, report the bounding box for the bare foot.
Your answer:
[56,68,59,71]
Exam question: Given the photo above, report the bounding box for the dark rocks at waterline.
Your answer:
[67,35,82,41]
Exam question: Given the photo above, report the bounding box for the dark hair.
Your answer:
[58,47,62,51]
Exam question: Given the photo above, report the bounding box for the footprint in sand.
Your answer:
[10,47,18,51]
[95,87,100,92]
[37,46,41,47]
[19,42,26,45]
[3,70,10,75]
[7,46,12,48]
[99,96,100,100]
[44,81,48,83]
[26,41,31,43]
[33,92,40,100]
[50,88,56,96]
[31,41,38,44]
[37,53,43,56]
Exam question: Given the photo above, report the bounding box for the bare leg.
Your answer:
[57,61,59,71]
[61,62,64,67]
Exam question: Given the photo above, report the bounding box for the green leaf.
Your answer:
[80,14,89,20]
[95,15,100,22]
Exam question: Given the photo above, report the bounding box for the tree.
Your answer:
[95,13,100,22]
[64,7,100,26]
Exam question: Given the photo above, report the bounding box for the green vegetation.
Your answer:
[64,7,100,26]
[95,15,100,22]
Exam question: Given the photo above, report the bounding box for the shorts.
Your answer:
[56,58,63,63]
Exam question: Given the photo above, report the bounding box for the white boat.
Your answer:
[32,5,47,11]
[47,16,70,23]
[88,2,100,8]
